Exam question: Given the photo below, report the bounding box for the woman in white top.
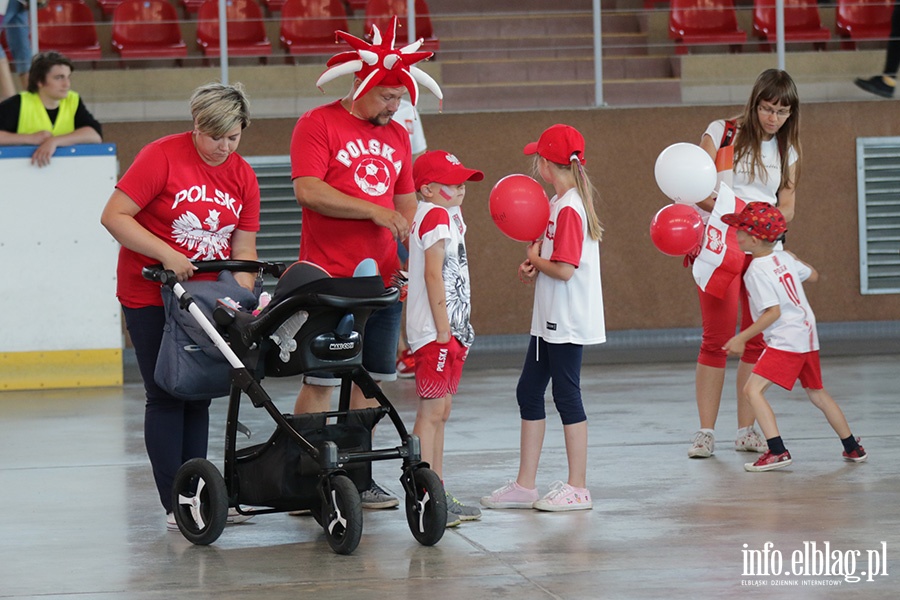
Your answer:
[688,69,802,460]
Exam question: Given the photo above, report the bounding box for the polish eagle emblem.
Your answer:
[171,209,234,260]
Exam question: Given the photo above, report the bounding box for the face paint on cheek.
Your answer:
[440,186,455,201]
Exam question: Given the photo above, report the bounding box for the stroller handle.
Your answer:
[142,260,286,285]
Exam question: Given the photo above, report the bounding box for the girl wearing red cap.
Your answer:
[481,124,605,512]
[688,69,802,460]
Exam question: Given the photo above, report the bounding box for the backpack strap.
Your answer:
[719,119,737,149]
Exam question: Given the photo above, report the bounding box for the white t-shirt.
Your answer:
[530,188,606,345]
[406,202,474,352]
[392,99,427,156]
[703,119,799,206]
[744,251,818,353]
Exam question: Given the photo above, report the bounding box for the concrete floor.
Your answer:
[1,353,898,599]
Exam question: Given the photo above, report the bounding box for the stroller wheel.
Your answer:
[404,467,446,546]
[320,475,363,555]
[172,458,228,545]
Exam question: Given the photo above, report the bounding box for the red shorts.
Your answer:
[413,337,468,399]
[752,347,823,391]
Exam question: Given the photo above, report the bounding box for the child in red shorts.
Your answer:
[407,150,484,524]
[722,202,867,472]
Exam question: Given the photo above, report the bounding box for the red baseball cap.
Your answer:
[721,202,787,242]
[523,124,586,165]
[414,150,484,190]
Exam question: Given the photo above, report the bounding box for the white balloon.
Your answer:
[654,143,718,205]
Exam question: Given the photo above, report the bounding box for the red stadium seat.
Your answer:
[111,0,188,64]
[835,0,893,49]
[364,0,439,53]
[753,0,830,50]
[37,0,103,62]
[669,0,746,54]
[279,0,348,56]
[196,0,272,61]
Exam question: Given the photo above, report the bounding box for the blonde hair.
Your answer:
[190,82,251,137]
[732,69,801,192]
[533,156,603,241]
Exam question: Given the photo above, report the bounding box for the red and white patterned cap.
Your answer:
[721,202,787,242]
[315,16,442,108]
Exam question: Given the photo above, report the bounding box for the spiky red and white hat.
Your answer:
[315,16,442,108]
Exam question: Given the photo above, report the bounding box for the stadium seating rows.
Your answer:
[5,0,896,64]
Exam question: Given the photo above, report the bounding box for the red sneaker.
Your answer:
[843,438,868,463]
[396,348,415,379]
[744,450,792,472]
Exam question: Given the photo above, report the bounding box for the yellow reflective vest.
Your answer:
[16,91,79,136]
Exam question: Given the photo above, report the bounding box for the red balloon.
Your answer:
[649,204,704,256]
[489,174,550,242]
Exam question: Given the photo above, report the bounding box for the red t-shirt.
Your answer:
[290,100,414,284]
[115,131,261,308]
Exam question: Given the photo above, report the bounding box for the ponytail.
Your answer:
[572,158,603,241]
[532,156,604,241]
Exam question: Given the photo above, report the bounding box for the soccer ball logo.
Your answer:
[355,158,391,196]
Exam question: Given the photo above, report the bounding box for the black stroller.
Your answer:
[143,259,447,555]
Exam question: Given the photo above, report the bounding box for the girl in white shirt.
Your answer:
[481,124,605,512]
[688,69,802,460]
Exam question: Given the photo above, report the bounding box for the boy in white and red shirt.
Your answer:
[407,150,483,526]
[721,202,867,472]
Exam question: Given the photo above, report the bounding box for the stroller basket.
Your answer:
[233,408,386,510]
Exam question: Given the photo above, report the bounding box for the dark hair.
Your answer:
[734,69,801,191]
[28,51,74,94]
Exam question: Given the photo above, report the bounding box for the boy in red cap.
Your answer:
[722,202,867,472]
[408,150,484,525]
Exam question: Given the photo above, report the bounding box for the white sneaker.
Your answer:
[688,431,715,458]
[166,512,178,531]
[735,427,768,453]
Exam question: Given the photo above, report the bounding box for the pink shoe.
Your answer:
[533,481,593,512]
[745,450,792,472]
[480,480,539,509]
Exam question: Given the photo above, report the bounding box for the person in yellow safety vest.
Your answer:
[0,51,102,167]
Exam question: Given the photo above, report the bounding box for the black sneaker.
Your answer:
[854,76,895,99]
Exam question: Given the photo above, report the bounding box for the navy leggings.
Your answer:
[123,305,211,513]
[516,336,587,425]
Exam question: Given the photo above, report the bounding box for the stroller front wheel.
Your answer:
[172,458,228,545]
[320,475,363,555]
[404,467,446,546]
